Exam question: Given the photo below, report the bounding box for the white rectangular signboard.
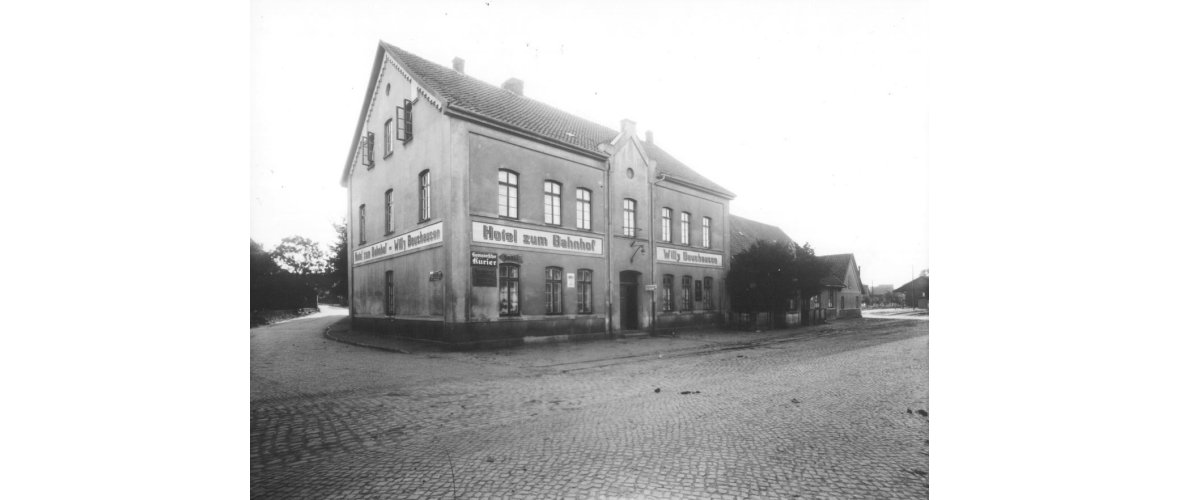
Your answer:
[472,221,603,255]
[353,221,444,266]
[655,246,723,267]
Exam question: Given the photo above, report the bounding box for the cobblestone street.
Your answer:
[251,315,929,499]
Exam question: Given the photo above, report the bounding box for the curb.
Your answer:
[322,320,410,354]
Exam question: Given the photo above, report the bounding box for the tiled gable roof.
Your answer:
[384,43,619,155]
[817,253,855,289]
[819,275,847,287]
[895,276,929,294]
[729,214,795,255]
[817,254,854,277]
[642,141,736,198]
[345,43,735,198]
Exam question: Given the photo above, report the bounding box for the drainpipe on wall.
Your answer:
[604,159,613,338]
[347,177,355,317]
[649,173,666,337]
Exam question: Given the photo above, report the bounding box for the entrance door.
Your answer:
[619,271,641,330]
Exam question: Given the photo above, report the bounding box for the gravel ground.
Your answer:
[252,317,929,498]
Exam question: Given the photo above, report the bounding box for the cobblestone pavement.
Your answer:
[251,317,929,499]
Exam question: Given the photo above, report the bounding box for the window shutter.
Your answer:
[364,132,375,166]
[403,99,413,142]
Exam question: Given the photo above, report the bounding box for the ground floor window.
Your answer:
[384,270,394,316]
[499,264,520,316]
[681,275,692,311]
[703,277,714,310]
[545,266,563,314]
[576,269,593,313]
[662,274,674,311]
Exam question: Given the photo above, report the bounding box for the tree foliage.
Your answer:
[251,239,317,312]
[270,235,327,275]
[251,239,281,278]
[727,240,830,314]
[326,221,349,302]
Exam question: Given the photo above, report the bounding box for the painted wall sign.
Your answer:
[499,253,523,263]
[566,272,575,288]
[655,246,723,267]
[472,222,603,255]
[471,251,499,287]
[470,251,498,267]
[353,221,444,266]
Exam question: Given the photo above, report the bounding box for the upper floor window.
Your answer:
[498,170,518,219]
[660,208,672,242]
[661,274,674,311]
[358,204,366,244]
[396,99,413,143]
[362,132,375,168]
[543,181,562,226]
[545,267,563,314]
[681,275,693,310]
[680,212,691,245]
[623,199,637,237]
[384,189,393,234]
[702,217,711,248]
[576,269,593,313]
[575,188,591,230]
[418,170,431,221]
[384,119,394,157]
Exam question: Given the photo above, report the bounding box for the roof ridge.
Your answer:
[382,42,618,147]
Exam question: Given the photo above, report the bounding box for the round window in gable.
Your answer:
[385,83,391,96]
[626,168,635,179]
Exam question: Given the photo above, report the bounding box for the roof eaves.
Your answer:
[340,45,388,187]
[659,172,737,200]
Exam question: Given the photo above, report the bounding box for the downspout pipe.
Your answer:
[649,172,666,336]
[604,159,613,338]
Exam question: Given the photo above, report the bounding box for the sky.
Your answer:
[251,0,927,287]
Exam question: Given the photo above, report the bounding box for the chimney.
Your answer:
[645,130,654,144]
[502,77,524,96]
[452,57,465,74]
[619,119,636,135]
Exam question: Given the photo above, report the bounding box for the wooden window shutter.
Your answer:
[403,99,413,143]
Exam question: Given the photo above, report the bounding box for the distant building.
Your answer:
[895,275,929,309]
[816,254,865,319]
[867,284,901,307]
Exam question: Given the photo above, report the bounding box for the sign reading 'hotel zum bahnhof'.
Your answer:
[353,221,444,266]
[472,221,603,255]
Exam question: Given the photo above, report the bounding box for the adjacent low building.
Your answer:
[895,275,929,309]
[816,254,865,319]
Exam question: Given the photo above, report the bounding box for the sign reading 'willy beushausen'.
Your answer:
[353,221,444,266]
[655,246,724,267]
[472,222,603,255]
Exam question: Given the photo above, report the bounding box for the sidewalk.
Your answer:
[325,317,882,368]
[861,308,929,320]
